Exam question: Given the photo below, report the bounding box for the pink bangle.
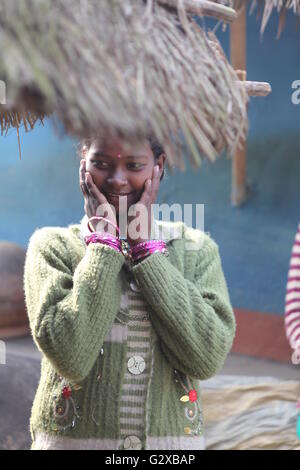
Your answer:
[85,217,169,261]
[84,232,122,253]
[130,240,166,252]
[87,216,120,235]
[130,240,168,262]
[132,248,168,262]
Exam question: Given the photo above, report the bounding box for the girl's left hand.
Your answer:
[127,165,160,247]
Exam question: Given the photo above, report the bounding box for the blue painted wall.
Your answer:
[0,9,299,315]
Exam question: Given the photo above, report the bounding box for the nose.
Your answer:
[107,169,128,191]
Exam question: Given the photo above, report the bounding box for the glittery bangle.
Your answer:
[132,247,168,262]
[130,240,168,262]
[130,240,167,253]
[84,232,122,253]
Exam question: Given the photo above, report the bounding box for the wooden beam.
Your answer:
[242,80,272,97]
[157,0,237,23]
[230,5,247,206]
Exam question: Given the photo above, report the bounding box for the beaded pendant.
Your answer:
[119,239,132,261]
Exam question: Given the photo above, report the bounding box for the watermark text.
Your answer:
[291,80,300,104]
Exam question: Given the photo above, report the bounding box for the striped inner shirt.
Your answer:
[119,277,153,443]
[285,222,300,351]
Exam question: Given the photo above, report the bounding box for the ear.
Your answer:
[157,153,166,179]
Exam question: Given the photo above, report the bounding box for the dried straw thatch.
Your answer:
[215,0,300,36]
[0,107,48,159]
[0,0,249,170]
[0,109,44,136]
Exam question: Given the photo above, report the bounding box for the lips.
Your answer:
[105,192,134,197]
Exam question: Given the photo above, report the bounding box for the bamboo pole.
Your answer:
[230,5,247,206]
[240,80,272,97]
[157,0,237,23]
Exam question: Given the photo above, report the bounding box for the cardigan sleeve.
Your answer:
[23,227,125,383]
[284,222,300,351]
[131,233,236,380]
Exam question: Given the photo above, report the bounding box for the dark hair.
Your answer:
[146,134,166,182]
[77,134,166,182]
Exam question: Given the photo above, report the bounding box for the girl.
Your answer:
[23,133,236,450]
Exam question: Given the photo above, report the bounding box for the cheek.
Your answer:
[86,165,105,184]
[129,168,153,190]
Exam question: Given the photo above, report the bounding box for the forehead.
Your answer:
[90,137,152,157]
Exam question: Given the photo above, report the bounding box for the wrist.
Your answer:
[129,238,149,248]
[84,232,122,254]
[129,240,168,263]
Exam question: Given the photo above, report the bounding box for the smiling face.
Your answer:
[82,136,165,217]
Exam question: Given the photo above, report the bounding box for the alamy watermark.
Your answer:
[0,340,6,365]
[92,201,205,251]
[0,80,6,104]
[291,80,300,104]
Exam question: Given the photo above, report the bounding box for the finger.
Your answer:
[139,179,152,205]
[151,165,160,202]
[79,160,90,198]
[82,168,102,221]
[137,182,151,222]
[85,173,117,223]
[85,172,108,207]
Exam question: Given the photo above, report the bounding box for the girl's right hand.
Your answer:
[79,159,118,236]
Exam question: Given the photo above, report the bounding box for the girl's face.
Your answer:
[83,137,165,216]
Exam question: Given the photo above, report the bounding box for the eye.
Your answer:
[127,163,144,170]
[92,161,110,168]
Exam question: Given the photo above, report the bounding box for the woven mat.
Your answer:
[201,375,300,450]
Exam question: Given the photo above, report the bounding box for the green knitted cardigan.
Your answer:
[23,217,236,450]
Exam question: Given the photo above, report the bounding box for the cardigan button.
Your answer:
[127,356,146,375]
[129,280,140,292]
[123,435,142,450]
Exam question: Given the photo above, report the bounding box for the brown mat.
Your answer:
[201,375,300,450]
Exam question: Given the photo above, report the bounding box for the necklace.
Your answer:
[119,238,132,261]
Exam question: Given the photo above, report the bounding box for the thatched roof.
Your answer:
[0,0,249,170]
[0,107,47,159]
[216,0,300,36]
